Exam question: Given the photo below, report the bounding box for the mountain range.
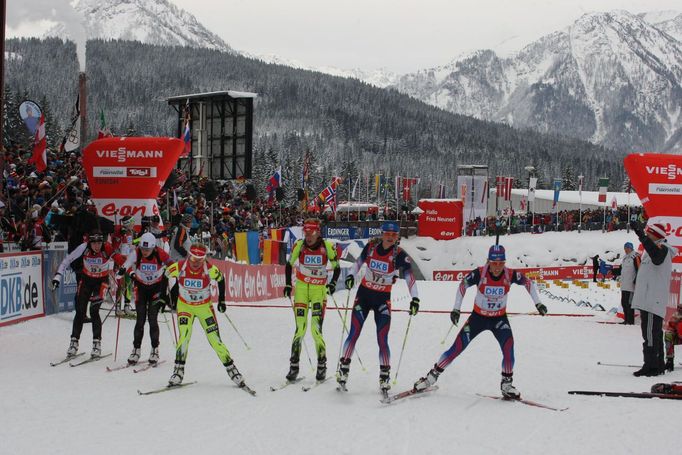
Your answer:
[40,2,682,154]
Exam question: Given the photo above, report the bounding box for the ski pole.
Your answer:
[329,293,366,372]
[440,323,456,345]
[101,286,118,325]
[222,310,251,350]
[393,313,413,385]
[114,311,121,362]
[336,288,353,373]
[161,311,175,345]
[289,296,314,372]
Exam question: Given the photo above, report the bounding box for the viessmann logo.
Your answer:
[646,164,682,181]
[96,148,163,163]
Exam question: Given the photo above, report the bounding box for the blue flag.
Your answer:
[552,179,562,208]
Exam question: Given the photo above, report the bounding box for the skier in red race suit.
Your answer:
[119,232,174,365]
[412,244,547,399]
[337,220,420,393]
[51,230,124,359]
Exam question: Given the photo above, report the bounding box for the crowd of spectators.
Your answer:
[465,206,646,237]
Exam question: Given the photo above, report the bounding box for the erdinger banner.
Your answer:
[417,199,463,240]
[624,153,682,261]
[83,137,183,225]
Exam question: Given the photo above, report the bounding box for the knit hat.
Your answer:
[624,242,634,250]
[645,223,667,241]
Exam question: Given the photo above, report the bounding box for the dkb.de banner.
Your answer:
[82,137,184,226]
[0,251,45,327]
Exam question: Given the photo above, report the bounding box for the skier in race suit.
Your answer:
[283,218,340,382]
[165,243,245,387]
[119,232,174,365]
[51,231,124,359]
[664,304,682,372]
[413,244,547,399]
[111,215,137,315]
[337,220,420,392]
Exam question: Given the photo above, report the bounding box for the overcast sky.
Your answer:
[6,0,682,73]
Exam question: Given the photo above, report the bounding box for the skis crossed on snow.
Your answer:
[138,381,256,396]
[106,360,167,373]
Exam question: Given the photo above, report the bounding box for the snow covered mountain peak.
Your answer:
[44,0,233,53]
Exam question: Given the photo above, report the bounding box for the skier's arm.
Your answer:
[174,227,188,258]
[55,242,87,278]
[350,244,370,277]
[325,240,341,284]
[210,265,225,302]
[121,249,137,272]
[453,268,481,311]
[396,250,418,299]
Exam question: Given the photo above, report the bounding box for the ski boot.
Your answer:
[501,373,520,399]
[91,339,102,359]
[666,358,674,372]
[127,347,141,365]
[66,337,79,358]
[286,360,300,382]
[169,363,185,386]
[149,347,160,365]
[316,357,327,381]
[414,365,443,392]
[123,302,135,317]
[336,358,350,386]
[225,360,244,386]
[379,365,391,392]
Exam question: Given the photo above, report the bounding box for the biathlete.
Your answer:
[413,244,547,398]
[119,232,174,365]
[51,230,124,359]
[338,220,420,392]
[165,243,245,388]
[283,218,340,382]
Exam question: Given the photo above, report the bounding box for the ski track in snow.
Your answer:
[1,242,678,454]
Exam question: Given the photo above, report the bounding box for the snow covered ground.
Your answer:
[2,230,677,454]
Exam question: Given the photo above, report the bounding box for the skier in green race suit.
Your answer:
[283,218,340,382]
[165,243,245,388]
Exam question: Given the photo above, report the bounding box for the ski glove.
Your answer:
[345,274,355,290]
[283,285,292,298]
[327,281,336,295]
[450,309,460,326]
[217,301,227,313]
[409,297,420,316]
[535,302,548,316]
[630,220,645,237]
[50,278,60,291]
[117,267,126,277]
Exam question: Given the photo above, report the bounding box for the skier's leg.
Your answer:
[341,297,370,361]
[175,302,195,364]
[373,295,392,368]
[70,280,91,340]
[435,313,485,370]
[132,286,147,348]
[147,288,161,349]
[289,283,310,365]
[198,304,233,365]
[490,316,515,375]
[309,284,327,361]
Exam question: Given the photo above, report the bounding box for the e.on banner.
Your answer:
[624,153,682,261]
[417,199,463,240]
[209,260,287,303]
[433,265,594,281]
[82,137,184,225]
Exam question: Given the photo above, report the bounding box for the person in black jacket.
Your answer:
[591,254,600,282]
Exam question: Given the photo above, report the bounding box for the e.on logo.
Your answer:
[433,271,464,281]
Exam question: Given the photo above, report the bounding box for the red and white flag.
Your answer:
[28,113,47,172]
[610,195,618,211]
[402,177,419,201]
[496,176,513,200]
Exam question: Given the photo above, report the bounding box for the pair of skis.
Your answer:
[106,360,167,373]
[50,353,112,367]
[269,377,335,392]
[138,381,256,396]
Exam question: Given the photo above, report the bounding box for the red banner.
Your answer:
[82,137,184,225]
[624,153,682,261]
[433,265,595,281]
[417,199,463,240]
[210,260,286,303]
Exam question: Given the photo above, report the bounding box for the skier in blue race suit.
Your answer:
[412,244,547,398]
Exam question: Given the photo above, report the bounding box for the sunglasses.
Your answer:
[382,232,399,239]
[489,261,505,266]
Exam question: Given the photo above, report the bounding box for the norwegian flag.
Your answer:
[28,113,47,172]
[319,177,342,211]
[402,177,419,201]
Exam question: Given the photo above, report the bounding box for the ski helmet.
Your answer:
[139,232,156,249]
[488,245,506,261]
[381,221,400,233]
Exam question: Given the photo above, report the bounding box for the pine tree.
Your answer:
[562,165,577,190]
